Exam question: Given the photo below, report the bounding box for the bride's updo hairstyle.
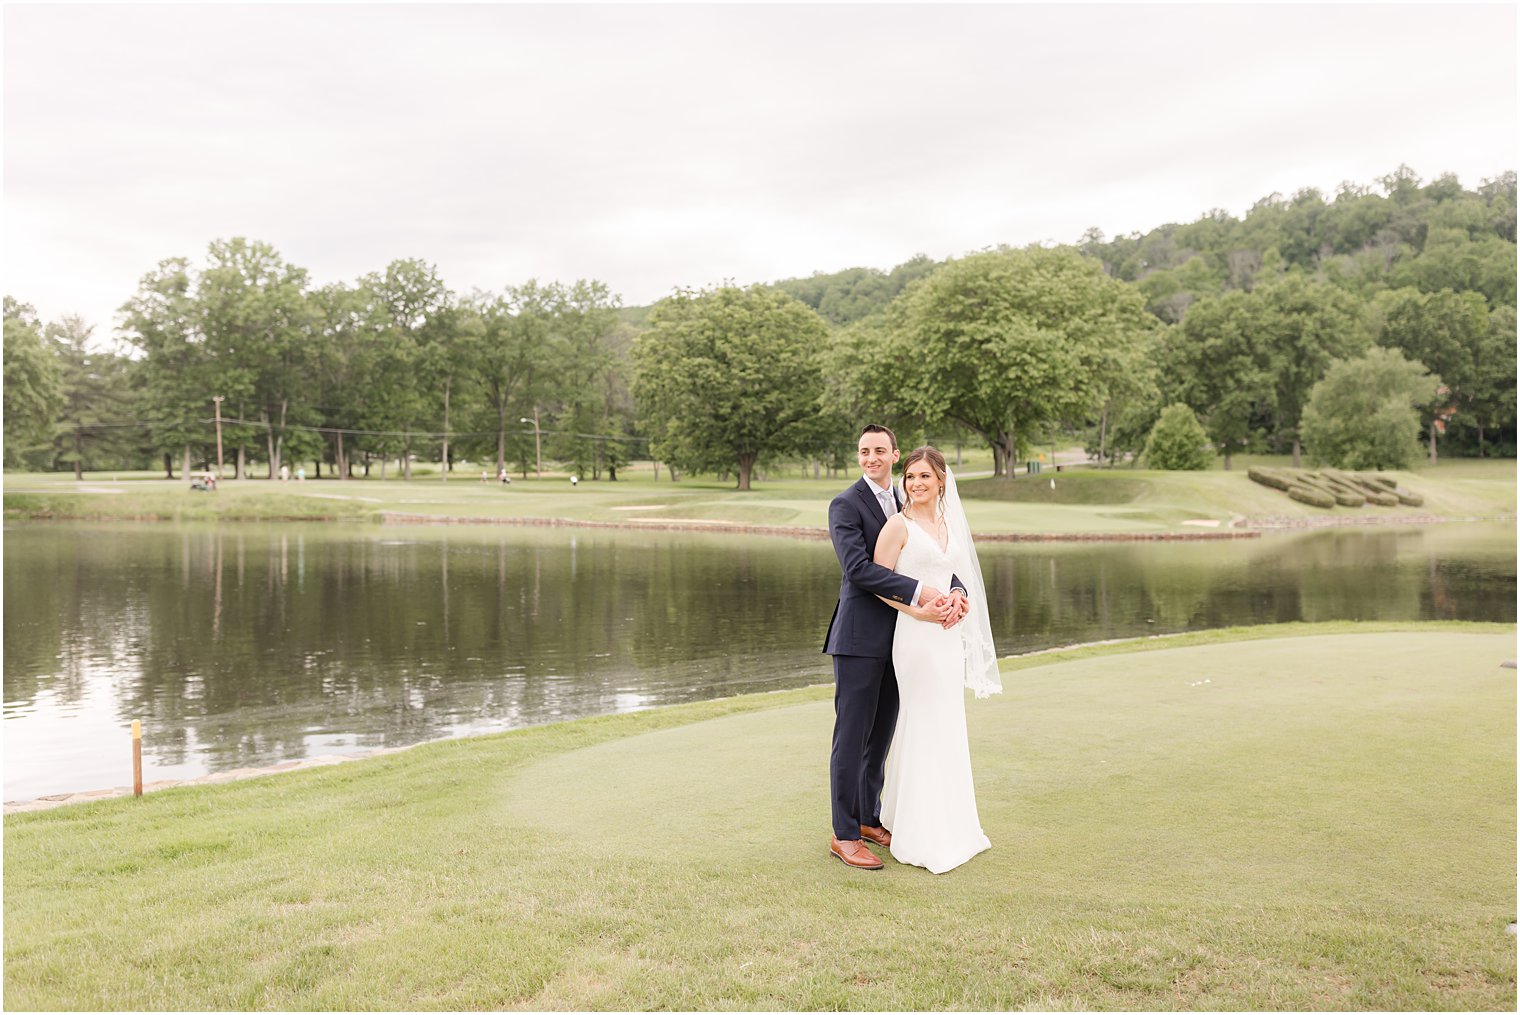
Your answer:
[900,445,948,514]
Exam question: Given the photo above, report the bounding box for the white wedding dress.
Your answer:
[879,519,992,874]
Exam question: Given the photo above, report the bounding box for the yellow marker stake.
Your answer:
[132,720,143,797]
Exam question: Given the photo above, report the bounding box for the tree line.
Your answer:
[4,166,1515,485]
[5,248,636,481]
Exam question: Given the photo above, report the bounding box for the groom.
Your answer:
[823,424,968,869]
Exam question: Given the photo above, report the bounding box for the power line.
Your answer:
[59,420,184,430]
[61,415,649,445]
[214,416,647,444]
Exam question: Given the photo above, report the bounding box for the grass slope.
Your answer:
[5,459,1515,534]
[1,488,379,523]
[4,625,1514,1010]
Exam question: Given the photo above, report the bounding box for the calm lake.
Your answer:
[4,521,1515,800]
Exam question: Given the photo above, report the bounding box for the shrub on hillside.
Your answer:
[1143,403,1211,471]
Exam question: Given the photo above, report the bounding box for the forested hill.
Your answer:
[1079,167,1515,322]
[623,166,1516,327]
[769,255,943,326]
[615,254,941,328]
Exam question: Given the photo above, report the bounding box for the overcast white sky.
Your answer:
[4,3,1516,342]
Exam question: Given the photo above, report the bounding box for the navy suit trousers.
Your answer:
[829,652,899,840]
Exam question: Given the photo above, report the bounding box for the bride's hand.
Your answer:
[940,591,969,630]
[908,595,952,623]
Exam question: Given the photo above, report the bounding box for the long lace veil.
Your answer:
[943,469,1002,698]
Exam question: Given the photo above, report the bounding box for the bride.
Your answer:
[873,445,1001,874]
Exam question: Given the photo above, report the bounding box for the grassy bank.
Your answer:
[1,487,380,523]
[4,624,1514,1010]
[5,458,1514,534]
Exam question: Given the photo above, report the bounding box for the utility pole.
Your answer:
[212,396,225,478]
[520,410,542,477]
[441,377,451,483]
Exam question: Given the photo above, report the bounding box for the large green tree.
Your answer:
[814,314,903,476]
[1301,347,1441,470]
[361,259,455,479]
[1086,332,1163,468]
[1463,305,1518,456]
[119,258,212,478]
[3,297,62,468]
[1253,276,1364,465]
[586,320,640,481]
[1162,293,1271,470]
[1368,286,1488,463]
[1086,308,1161,467]
[462,281,561,476]
[310,281,376,479]
[196,239,313,479]
[881,246,1155,476]
[632,284,828,490]
[45,316,134,478]
[550,279,623,480]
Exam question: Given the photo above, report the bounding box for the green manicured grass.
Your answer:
[963,464,1513,531]
[1,488,380,523]
[5,458,1514,533]
[5,625,1514,1010]
[1411,457,1520,480]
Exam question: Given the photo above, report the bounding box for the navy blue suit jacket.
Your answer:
[822,478,922,658]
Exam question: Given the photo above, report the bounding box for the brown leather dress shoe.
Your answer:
[830,836,884,869]
[860,824,891,848]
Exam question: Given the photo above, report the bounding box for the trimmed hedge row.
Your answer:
[1287,484,1337,508]
[1247,467,1422,510]
[1246,466,1292,491]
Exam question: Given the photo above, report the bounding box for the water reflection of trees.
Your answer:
[3,523,1513,780]
[4,527,843,773]
[980,526,1515,653]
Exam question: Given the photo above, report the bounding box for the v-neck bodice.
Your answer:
[896,515,956,587]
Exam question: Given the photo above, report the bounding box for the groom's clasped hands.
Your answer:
[915,586,970,629]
